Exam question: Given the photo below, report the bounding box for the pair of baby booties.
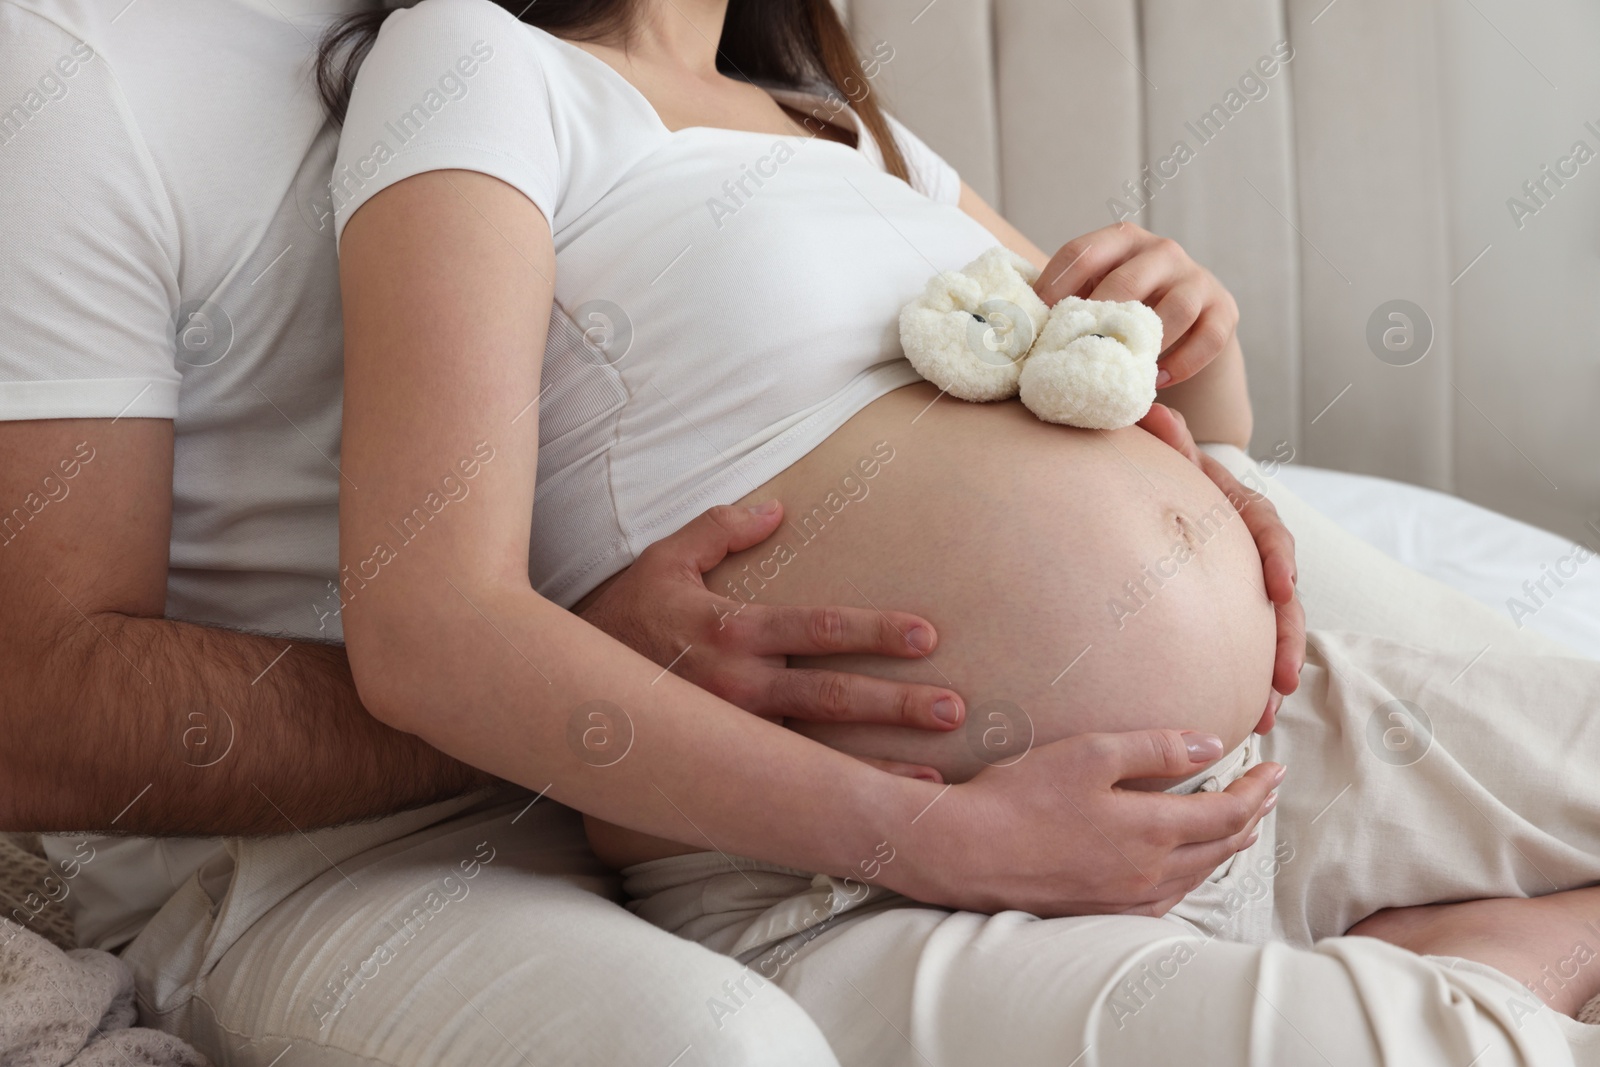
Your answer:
[898,246,1164,430]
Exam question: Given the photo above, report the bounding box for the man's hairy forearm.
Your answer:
[6,610,492,835]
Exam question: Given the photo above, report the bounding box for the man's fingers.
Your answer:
[738,602,936,659]
[644,502,786,576]
[764,668,964,729]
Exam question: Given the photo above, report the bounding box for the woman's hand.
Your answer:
[1034,223,1239,388]
[578,501,967,733]
[1140,403,1304,731]
[900,728,1285,917]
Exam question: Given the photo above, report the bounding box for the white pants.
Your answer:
[124,446,1595,1066]
[125,791,837,1066]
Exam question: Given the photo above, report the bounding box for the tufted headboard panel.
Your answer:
[844,0,1600,541]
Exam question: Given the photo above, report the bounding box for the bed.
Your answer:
[1280,464,1600,661]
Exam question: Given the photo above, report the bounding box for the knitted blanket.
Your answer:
[0,917,208,1066]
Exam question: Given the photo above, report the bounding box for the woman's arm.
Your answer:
[957,183,1252,449]
[337,169,1277,917]
[338,170,903,877]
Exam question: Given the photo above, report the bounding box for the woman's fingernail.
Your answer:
[1156,369,1173,388]
[1183,732,1223,761]
[1263,790,1279,813]
[1271,765,1288,785]
[906,626,935,652]
[932,698,962,725]
[1243,829,1261,848]
[747,500,781,515]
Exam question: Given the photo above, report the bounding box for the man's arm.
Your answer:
[0,416,489,835]
[0,414,959,834]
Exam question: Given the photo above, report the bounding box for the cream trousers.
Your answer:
[125,446,1599,1065]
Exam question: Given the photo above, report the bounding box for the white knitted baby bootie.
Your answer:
[1018,296,1163,430]
[897,246,1050,401]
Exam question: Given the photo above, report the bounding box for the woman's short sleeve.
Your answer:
[333,0,561,243]
[882,113,962,206]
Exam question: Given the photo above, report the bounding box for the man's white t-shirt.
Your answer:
[0,0,975,952]
[0,0,379,950]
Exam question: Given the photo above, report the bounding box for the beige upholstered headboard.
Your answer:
[844,0,1600,542]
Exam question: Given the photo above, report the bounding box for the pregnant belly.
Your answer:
[708,383,1276,779]
[583,382,1276,865]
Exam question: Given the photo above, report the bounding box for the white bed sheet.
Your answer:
[1273,464,1600,661]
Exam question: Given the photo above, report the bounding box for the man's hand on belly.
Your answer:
[577,501,968,734]
[1140,403,1306,731]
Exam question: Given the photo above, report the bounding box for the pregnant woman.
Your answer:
[324,0,1600,1063]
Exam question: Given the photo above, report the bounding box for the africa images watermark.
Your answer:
[712,440,897,629]
[1,839,98,945]
[0,41,96,149]
[1504,118,1600,231]
[304,40,496,235]
[310,839,498,1028]
[1503,531,1600,630]
[312,441,498,632]
[1501,915,1600,1030]
[705,841,898,1031]
[1103,500,1240,631]
[1106,839,1296,1029]
[1106,40,1295,223]
[0,441,96,548]
[705,39,894,230]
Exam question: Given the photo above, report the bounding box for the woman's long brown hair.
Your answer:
[315,0,909,182]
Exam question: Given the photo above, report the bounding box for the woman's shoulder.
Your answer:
[334,0,662,242]
[364,0,652,131]
[377,0,529,41]
[370,0,555,73]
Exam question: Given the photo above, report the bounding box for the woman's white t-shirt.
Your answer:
[334,0,1000,606]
